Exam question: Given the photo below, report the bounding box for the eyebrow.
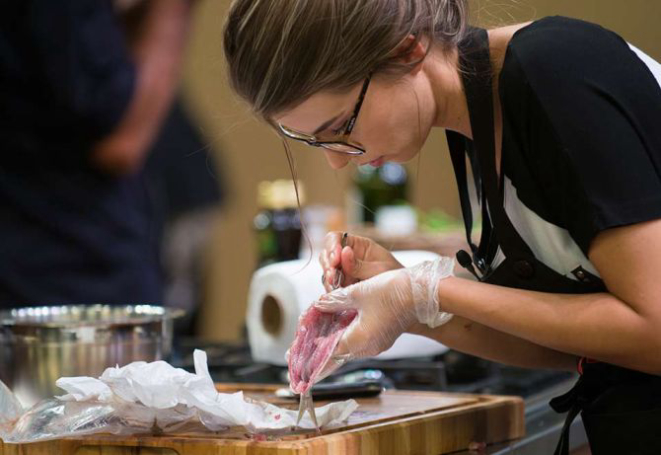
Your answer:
[312,112,344,135]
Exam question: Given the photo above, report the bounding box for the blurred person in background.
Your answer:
[0,0,195,307]
[145,97,226,337]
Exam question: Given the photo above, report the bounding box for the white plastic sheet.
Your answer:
[0,378,24,440]
[0,350,357,443]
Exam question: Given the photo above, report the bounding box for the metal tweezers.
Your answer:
[296,232,348,430]
[296,390,319,431]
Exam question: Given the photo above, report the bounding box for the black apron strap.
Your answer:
[554,406,582,455]
[447,131,478,255]
[549,359,661,455]
[447,132,493,274]
[455,28,535,261]
[549,373,589,455]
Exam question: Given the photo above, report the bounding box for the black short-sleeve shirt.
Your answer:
[492,16,661,278]
[0,1,161,306]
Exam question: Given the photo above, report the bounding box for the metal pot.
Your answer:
[0,304,183,407]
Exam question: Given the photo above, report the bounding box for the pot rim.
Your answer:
[0,304,185,329]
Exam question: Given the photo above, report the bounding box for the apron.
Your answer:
[448,27,661,455]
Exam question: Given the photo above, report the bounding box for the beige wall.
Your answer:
[181,0,661,341]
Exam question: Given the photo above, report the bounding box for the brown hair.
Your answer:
[223,0,469,121]
[224,0,470,265]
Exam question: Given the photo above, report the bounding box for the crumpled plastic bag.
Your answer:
[0,378,24,439]
[0,378,23,421]
[0,350,357,443]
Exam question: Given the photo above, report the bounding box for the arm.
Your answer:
[92,0,193,175]
[315,255,576,371]
[435,219,661,375]
[410,317,577,371]
[409,316,578,371]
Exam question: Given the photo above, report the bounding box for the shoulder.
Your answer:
[501,16,661,98]
[505,16,629,73]
[500,15,661,131]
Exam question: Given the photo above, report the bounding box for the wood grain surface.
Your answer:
[0,384,524,455]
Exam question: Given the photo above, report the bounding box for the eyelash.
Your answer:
[330,119,348,136]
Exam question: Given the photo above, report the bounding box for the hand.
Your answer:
[319,232,403,292]
[313,257,456,362]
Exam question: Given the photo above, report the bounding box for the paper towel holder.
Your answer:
[261,294,283,336]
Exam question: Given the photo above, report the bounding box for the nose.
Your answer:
[323,150,351,170]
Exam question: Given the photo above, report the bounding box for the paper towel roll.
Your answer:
[247,250,449,366]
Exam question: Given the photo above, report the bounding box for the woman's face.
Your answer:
[274,70,437,170]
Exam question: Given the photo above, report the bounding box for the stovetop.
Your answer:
[170,339,574,399]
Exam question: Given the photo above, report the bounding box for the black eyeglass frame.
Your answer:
[278,74,372,155]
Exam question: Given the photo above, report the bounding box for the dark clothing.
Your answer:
[500,16,661,256]
[0,1,161,306]
[144,98,225,336]
[450,18,661,455]
[145,98,224,226]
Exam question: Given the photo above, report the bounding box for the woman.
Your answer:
[223,1,661,453]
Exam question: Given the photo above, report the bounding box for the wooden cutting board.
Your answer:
[0,383,524,455]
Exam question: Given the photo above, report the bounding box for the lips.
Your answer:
[367,156,384,167]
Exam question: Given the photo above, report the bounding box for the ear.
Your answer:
[393,34,428,75]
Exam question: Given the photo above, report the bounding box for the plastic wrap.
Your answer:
[0,350,357,443]
[0,378,24,440]
[407,257,455,328]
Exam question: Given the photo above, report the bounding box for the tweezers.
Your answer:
[332,232,348,288]
[296,390,319,430]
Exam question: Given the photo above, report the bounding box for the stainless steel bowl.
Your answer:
[0,304,183,407]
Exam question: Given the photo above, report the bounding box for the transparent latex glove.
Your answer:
[313,257,455,363]
[319,232,403,292]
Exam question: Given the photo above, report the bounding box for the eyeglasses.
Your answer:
[278,74,372,155]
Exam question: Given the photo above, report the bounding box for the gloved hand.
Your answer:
[313,257,455,362]
[319,232,403,292]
